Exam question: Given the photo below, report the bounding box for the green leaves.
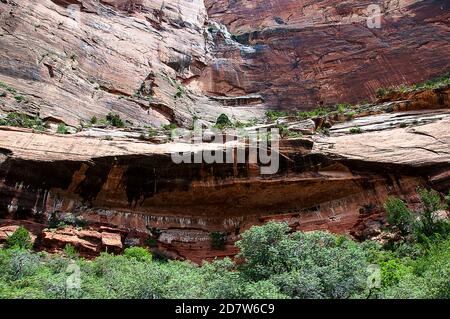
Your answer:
[385,197,414,236]
[5,227,33,250]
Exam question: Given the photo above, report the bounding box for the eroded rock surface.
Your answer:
[0,107,448,261]
[204,0,450,109]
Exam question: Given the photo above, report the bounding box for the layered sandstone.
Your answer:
[203,0,450,109]
[0,106,448,262]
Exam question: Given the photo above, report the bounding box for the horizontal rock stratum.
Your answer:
[0,107,449,261]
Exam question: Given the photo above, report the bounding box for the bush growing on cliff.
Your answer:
[0,112,46,131]
[214,113,233,129]
[266,110,289,122]
[5,227,33,250]
[385,197,414,236]
[414,188,450,240]
[106,112,124,128]
[57,123,69,134]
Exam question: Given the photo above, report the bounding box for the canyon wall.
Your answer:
[1,0,449,127]
[203,0,450,110]
[1,105,449,261]
[0,1,449,262]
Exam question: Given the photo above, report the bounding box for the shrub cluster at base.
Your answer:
[0,188,448,299]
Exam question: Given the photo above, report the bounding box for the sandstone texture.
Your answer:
[0,103,448,261]
[204,0,450,109]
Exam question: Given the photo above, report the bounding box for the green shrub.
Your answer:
[266,110,289,121]
[297,107,330,120]
[14,95,25,103]
[0,112,46,131]
[236,222,368,298]
[350,126,362,134]
[124,247,152,262]
[64,244,77,258]
[414,188,449,239]
[106,113,124,128]
[57,123,68,134]
[379,259,412,287]
[336,104,350,114]
[148,127,158,137]
[384,197,414,236]
[174,85,185,99]
[215,113,233,128]
[5,227,33,250]
[90,116,97,124]
[210,232,227,250]
[376,88,388,98]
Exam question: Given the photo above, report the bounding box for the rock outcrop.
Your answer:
[0,103,448,261]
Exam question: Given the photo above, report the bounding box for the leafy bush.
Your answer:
[14,95,25,103]
[57,123,68,134]
[349,126,362,134]
[90,116,97,124]
[5,227,33,250]
[0,112,46,131]
[236,222,369,298]
[0,219,448,299]
[0,81,17,93]
[123,247,152,263]
[64,244,77,258]
[376,72,450,98]
[414,188,449,239]
[106,113,124,128]
[266,110,289,121]
[215,114,233,128]
[385,197,414,236]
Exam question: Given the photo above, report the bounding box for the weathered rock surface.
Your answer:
[0,106,448,262]
[1,0,449,127]
[204,0,450,109]
[0,0,264,129]
[41,226,123,256]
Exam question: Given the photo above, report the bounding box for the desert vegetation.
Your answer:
[0,188,448,299]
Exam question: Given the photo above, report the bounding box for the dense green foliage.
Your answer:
[0,189,448,299]
[385,188,450,242]
[0,112,47,131]
[105,112,125,128]
[57,123,69,134]
[214,113,233,129]
[5,227,33,250]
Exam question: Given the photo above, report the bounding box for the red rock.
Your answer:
[101,232,123,253]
